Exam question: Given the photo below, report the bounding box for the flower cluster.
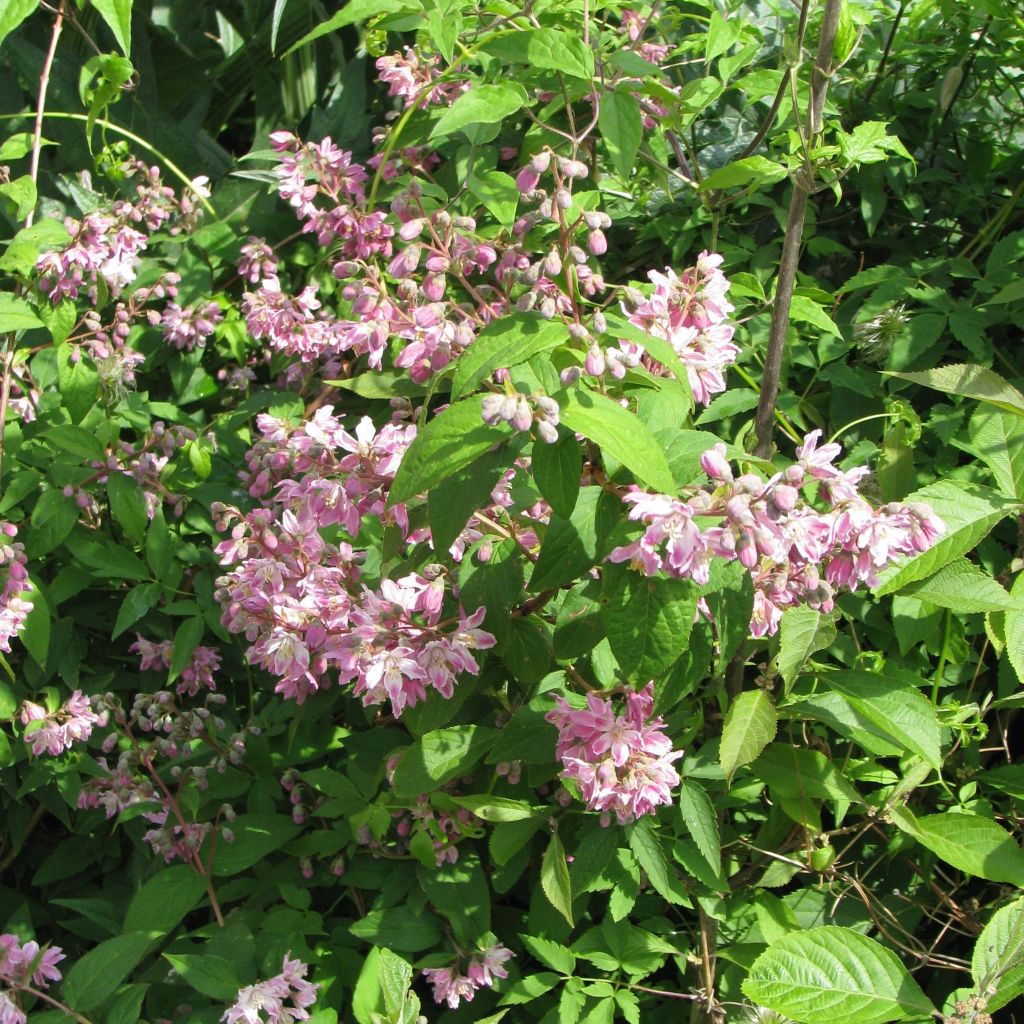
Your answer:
[0,524,32,655]
[19,691,99,756]
[546,684,683,824]
[375,46,468,110]
[623,253,738,406]
[609,432,945,636]
[423,942,514,1009]
[221,953,318,1024]
[131,634,222,697]
[481,390,560,443]
[0,934,65,1024]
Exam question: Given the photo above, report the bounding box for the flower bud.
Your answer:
[531,151,552,173]
[511,396,534,432]
[515,166,541,193]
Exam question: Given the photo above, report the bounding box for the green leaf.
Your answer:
[391,725,496,798]
[451,314,567,401]
[56,342,99,423]
[694,388,760,425]
[743,926,935,1024]
[837,120,912,167]
[541,832,574,926]
[822,670,942,770]
[451,795,539,822]
[499,972,561,1005]
[211,814,300,876]
[627,818,687,905]
[283,0,412,54]
[431,83,530,139]
[0,0,39,49]
[603,315,693,399]
[873,481,1020,596]
[163,954,240,1000]
[390,398,509,503]
[789,294,842,338]
[559,387,675,493]
[482,28,594,79]
[64,532,149,579]
[520,934,575,976]
[0,293,43,332]
[890,807,1024,884]
[972,897,1024,1011]
[169,617,204,683]
[532,433,582,518]
[968,406,1024,498]
[64,931,161,1012]
[886,363,1024,416]
[91,0,133,55]
[28,490,78,557]
[124,865,207,935]
[19,586,50,667]
[43,424,106,462]
[530,486,617,592]
[0,175,37,221]
[145,509,174,581]
[777,607,836,688]
[720,690,777,784]
[350,907,444,953]
[104,983,148,1024]
[428,442,518,555]
[753,744,860,804]
[678,778,721,879]
[896,558,1019,613]
[107,473,149,545]
[1005,573,1024,684]
[468,169,519,228]
[599,90,643,180]
[600,565,698,682]
[378,948,414,1020]
[702,155,787,190]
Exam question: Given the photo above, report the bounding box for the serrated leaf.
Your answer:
[896,558,1019,613]
[451,314,567,400]
[889,806,1024,884]
[431,83,529,139]
[390,398,509,503]
[677,779,721,878]
[885,363,1024,416]
[541,833,573,926]
[743,926,935,1024]
[777,607,836,687]
[451,795,539,822]
[532,433,582,518]
[627,818,687,904]
[559,387,674,493]
[482,28,594,79]
[283,0,412,55]
[468,169,518,228]
[107,473,149,545]
[972,897,1024,1011]
[720,690,777,784]
[874,481,1020,596]
[789,294,842,337]
[520,934,575,975]
[1005,573,1024,684]
[391,726,496,798]
[378,947,413,1019]
[64,931,161,1012]
[163,954,240,1000]
[702,155,787,190]
[753,744,860,804]
[968,406,1024,499]
[124,865,207,935]
[599,90,643,180]
[211,814,300,876]
[601,565,698,682]
[0,293,44,332]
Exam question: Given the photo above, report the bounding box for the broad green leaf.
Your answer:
[350,907,444,952]
[451,795,539,822]
[720,690,777,784]
[124,865,207,935]
[530,486,617,592]
[789,294,842,338]
[19,584,49,667]
[601,565,698,682]
[28,490,78,557]
[65,533,148,580]
[599,90,643,180]
[0,293,43,332]
[378,947,413,1019]
[604,315,693,393]
[777,607,836,688]
[468,169,518,228]
[896,558,1019,613]
[64,931,161,1012]
[753,743,860,803]
[163,954,239,1000]
[972,897,1024,1011]
[705,9,743,62]
[559,387,675,493]
[111,583,158,640]
[541,832,573,926]
[283,0,412,55]
[837,121,913,166]
[44,424,106,462]
[450,314,567,400]
[56,341,99,423]
[968,406,1024,498]
[532,433,582,518]
[431,83,529,139]
[702,155,787,190]
[482,28,594,79]
[628,818,688,904]
[0,0,39,49]
[107,472,149,545]
[677,77,724,127]
[0,175,37,221]
[890,807,1024,884]
[211,814,300,876]
[821,670,941,769]
[694,388,760,425]
[743,926,935,1024]
[390,399,509,503]
[91,0,133,55]
[417,852,490,945]
[874,481,1020,596]
[499,972,561,1005]
[1005,573,1024,684]
[104,983,148,1024]
[391,726,496,797]
[885,363,1024,416]
[987,278,1024,306]
[169,616,204,683]
[678,778,721,879]
[520,934,575,976]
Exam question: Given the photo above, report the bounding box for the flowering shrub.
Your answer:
[1,2,1023,1024]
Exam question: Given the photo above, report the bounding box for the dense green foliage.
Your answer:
[1,2,1023,1024]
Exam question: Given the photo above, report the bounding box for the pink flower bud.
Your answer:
[511,396,533,432]
[585,343,606,376]
[516,166,541,193]
[399,218,425,240]
[587,229,607,255]
[700,444,733,481]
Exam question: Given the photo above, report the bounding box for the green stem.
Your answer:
[0,111,215,215]
[931,609,953,705]
[827,410,901,445]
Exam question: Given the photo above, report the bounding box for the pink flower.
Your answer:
[423,942,513,1009]
[19,692,98,756]
[222,953,318,1024]
[0,524,32,654]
